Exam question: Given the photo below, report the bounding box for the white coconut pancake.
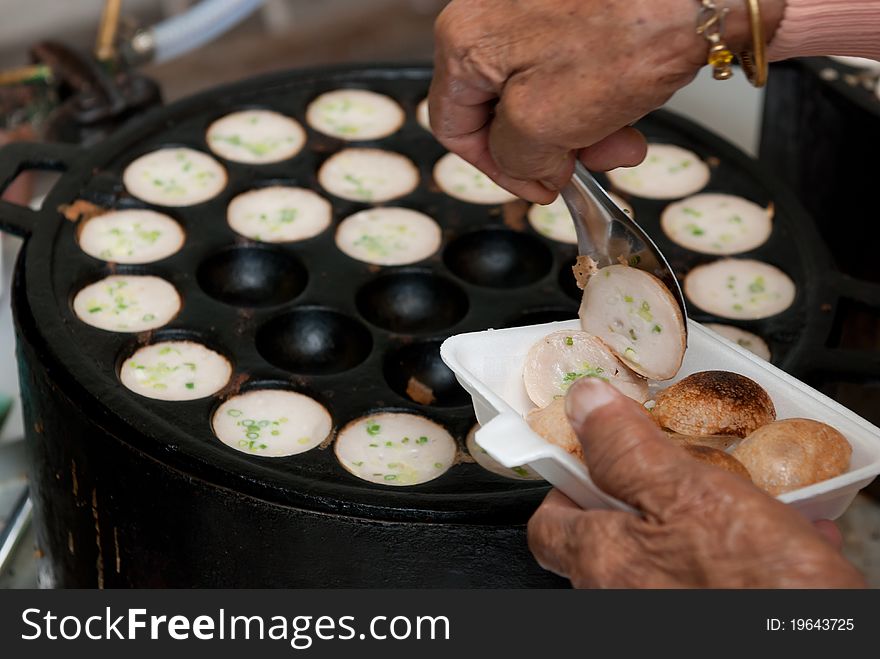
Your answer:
[685,259,795,320]
[523,330,648,407]
[528,193,633,244]
[78,209,184,263]
[607,144,710,200]
[466,424,542,481]
[213,389,332,457]
[661,193,772,255]
[335,413,456,486]
[121,340,232,401]
[579,265,687,380]
[73,275,181,332]
[124,147,227,207]
[306,89,404,141]
[416,97,431,132]
[227,186,332,243]
[318,148,419,203]
[704,323,772,361]
[434,153,518,205]
[207,109,306,164]
[335,207,441,266]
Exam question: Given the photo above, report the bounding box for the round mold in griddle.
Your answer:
[14,66,827,512]
[383,339,470,408]
[77,208,185,264]
[444,228,553,288]
[206,109,306,164]
[212,388,333,458]
[119,338,233,402]
[72,274,182,333]
[256,307,373,375]
[334,412,457,486]
[2,63,840,588]
[356,269,468,334]
[123,147,228,207]
[197,245,307,307]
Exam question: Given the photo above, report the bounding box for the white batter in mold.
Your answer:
[213,389,332,457]
[433,153,518,205]
[661,193,772,255]
[124,147,227,207]
[318,148,419,203]
[416,97,431,132]
[227,186,332,243]
[120,340,232,401]
[527,193,634,244]
[335,207,441,266]
[73,275,181,333]
[306,89,405,141]
[335,412,457,486]
[607,144,710,200]
[78,209,184,264]
[685,259,796,320]
[207,109,306,164]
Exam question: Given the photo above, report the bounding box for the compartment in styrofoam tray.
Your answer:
[441,319,880,520]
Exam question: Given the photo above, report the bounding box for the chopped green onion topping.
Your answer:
[748,276,766,293]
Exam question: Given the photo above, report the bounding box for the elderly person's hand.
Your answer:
[527,378,865,588]
[429,0,786,203]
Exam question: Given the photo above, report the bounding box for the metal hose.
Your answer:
[150,0,268,64]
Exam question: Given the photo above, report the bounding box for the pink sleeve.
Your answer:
[767,0,880,61]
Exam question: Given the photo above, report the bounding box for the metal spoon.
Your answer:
[560,161,689,326]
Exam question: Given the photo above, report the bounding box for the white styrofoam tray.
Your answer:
[441,319,880,520]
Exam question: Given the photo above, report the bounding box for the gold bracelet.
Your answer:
[738,0,768,87]
[695,0,735,81]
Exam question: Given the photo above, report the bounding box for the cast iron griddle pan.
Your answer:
[1,63,868,527]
